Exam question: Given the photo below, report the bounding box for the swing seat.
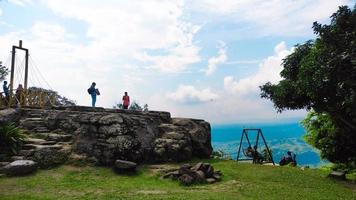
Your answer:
[237,128,275,165]
[243,147,254,158]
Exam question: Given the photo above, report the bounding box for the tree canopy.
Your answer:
[260,5,356,166]
[0,61,9,82]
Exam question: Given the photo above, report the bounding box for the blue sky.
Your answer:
[0,0,353,123]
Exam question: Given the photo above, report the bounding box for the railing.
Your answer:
[0,90,57,108]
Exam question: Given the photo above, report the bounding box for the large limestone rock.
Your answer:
[0,160,37,176]
[172,118,213,158]
[153,137,192,162]
[0,109,20,124]
[32,146,70,168]
[0,106,212,166]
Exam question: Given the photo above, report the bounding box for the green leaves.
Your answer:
[0,123,26,155]
[260,5,356,167]
[0,61,9,82]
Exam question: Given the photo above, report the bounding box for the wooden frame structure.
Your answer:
[0,40,56,108]
[236,128,275,165]
[9,40,29,106]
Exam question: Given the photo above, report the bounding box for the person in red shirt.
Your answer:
[122,92,130,109]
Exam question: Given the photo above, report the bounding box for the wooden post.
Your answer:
[8,40,29,107]
[9,46,16,107]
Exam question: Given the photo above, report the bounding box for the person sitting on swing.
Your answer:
[279,151,297,166]
[245,146,255,157]
[253,145,264,164]
[245,145,264,163]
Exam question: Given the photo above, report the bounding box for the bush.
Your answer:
[262,148,273,162]
[211,150,232,160]
[302,111,356,167]
[113,101,149,111]
[0,123,26,155]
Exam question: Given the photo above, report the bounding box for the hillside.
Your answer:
[0,159,355,200]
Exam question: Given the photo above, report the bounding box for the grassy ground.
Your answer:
[0,159,355,200]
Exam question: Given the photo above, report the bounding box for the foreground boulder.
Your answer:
[163,162,222,186]
[114,159,137,173]
[0,160,37,176]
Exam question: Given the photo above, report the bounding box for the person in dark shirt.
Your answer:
[279,151,297,166]
[2,81,10,105]
[3,81,9,96]
[88,82,97,107]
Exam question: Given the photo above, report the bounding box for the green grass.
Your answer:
[0,159,355,200]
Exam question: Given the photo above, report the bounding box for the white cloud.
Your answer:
[204,42,227,75]
[31,22,65,40]
[167,85,219,104]
[224,41,292,95]
[189,0,353,36]
[43,0,201,73]
[0,0,204,108]
[8,0,32,6]
[0,1,315,123]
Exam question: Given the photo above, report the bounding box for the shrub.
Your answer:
[211,150,232,160]
[0,123,26,155]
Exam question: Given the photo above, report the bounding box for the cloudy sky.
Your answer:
[0,0,353,124]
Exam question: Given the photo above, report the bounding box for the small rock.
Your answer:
[163,170,180,179]
[179,174,194,186]
[179,164,192,175]
[212,173,222,181]
[205,165,214,178]
[0,162,10,168]
[1,160,37,176]
[301,166,309,170]
[11,156,24,161]
[328,170,346,180]
[18,149,35,157]
[206,178,217,184]
[194,170,206,183]
[192,162,203,171]
[115,159,137,172]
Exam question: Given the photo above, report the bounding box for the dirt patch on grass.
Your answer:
[136,190,168,195]
[146,164,178,175]
[62,165,85,172]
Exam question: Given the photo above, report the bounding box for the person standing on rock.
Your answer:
[2,81,10,105]
[88,82,99,107]
[122,92,130,109]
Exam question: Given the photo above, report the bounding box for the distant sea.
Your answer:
[211,122,329,167]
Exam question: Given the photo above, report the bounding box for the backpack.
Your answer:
[87,88,91,94]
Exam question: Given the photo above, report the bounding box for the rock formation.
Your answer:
[163,162,222,185]
[0,106,212,168]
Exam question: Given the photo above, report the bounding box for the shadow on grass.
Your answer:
[112,167,143,177]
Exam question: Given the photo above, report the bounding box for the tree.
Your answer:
[113,103,124,109]
[260,5,356,166]
[0,61,9,82]
[113,101,148,111]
